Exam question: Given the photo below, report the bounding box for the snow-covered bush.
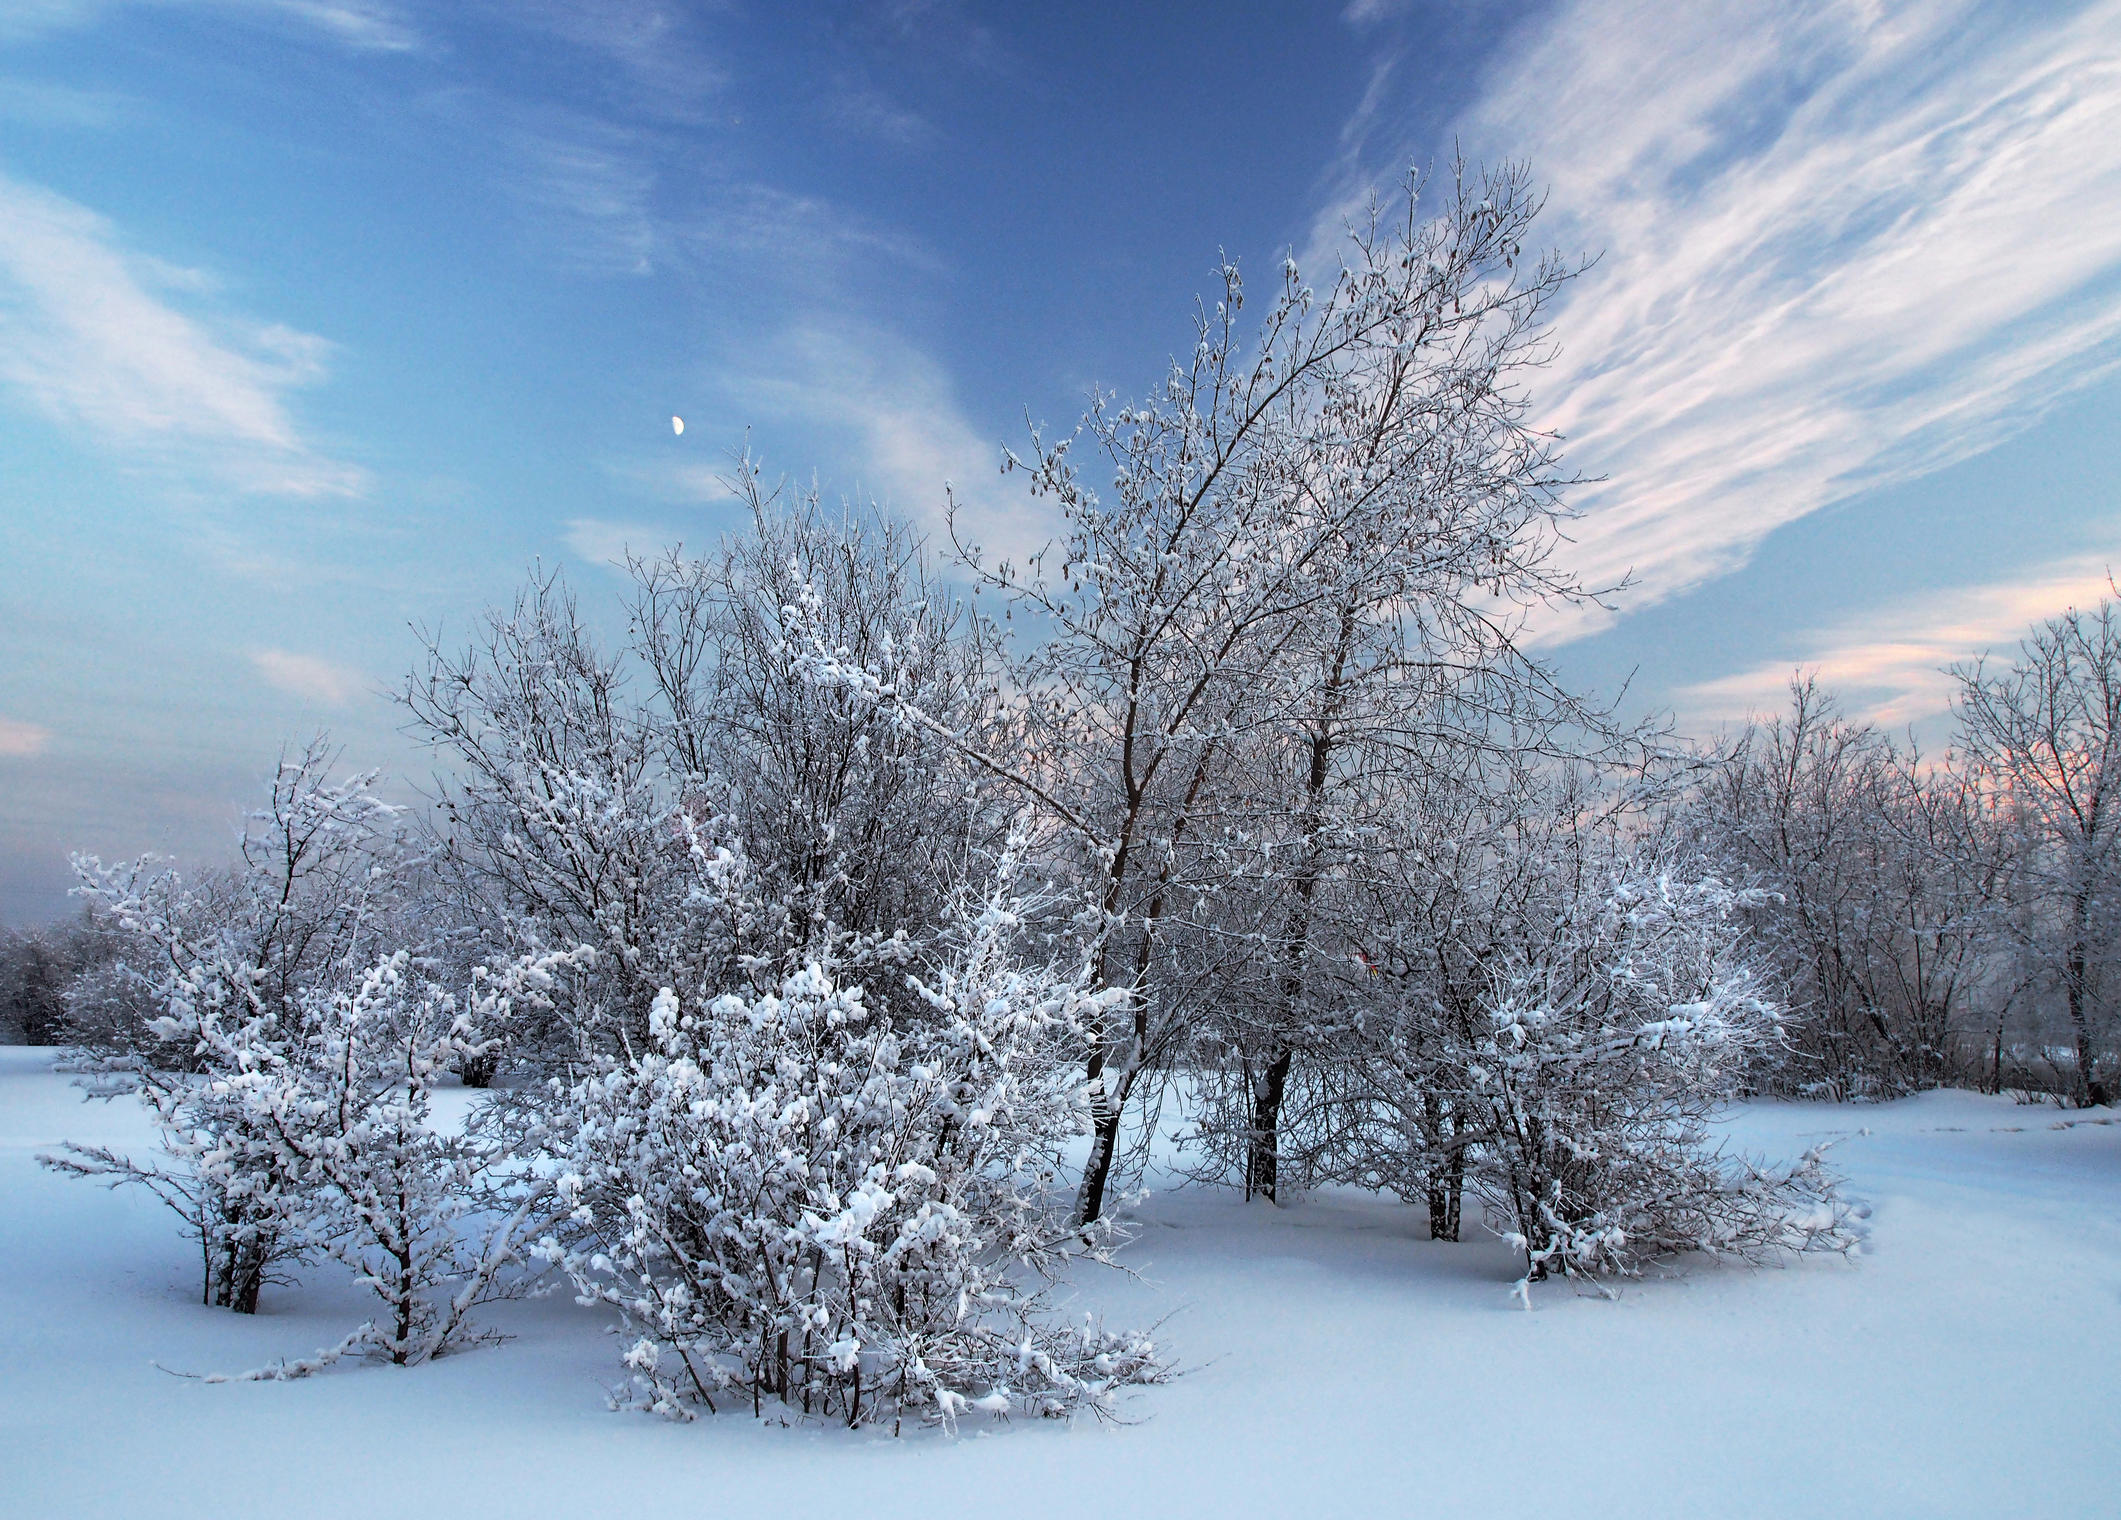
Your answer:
[47,744,399,1313]
[261,949,579,1362]
[537,852,1165,1429]
[406,501,1007,1075]
[1463,860,1853,1284]
[626,468,1007,971]
[405,544,1166,1425]
[44,746,570,1357]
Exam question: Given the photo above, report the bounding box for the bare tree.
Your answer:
[0,912,115,1045]
[1954,603,2121,1106]
[1690,679,2009,1097]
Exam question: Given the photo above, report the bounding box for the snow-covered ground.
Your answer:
[4,1045,2116,1519]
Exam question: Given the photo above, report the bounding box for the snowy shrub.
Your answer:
[1463,861,1855,1285]
[257,949,578,1363]
[44,987,319,1315]
[54,944,564,1359]
[44,746,569,1359]
[537,854,1166,1429]
[46,745,398,1313]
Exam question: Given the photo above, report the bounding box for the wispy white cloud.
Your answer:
[1341,0,1407,25]
[497,107,662,276]
[497,0,723,122]
[0,77,130,127]
[0,0,104,40]
[828,81,936,149]
[732,321,1048,570]
[1675,553,2120,731]
[250,648,364,706]
[490,118,944,285]
[0,171,363,497]
[249,0,413,50]
[562,516,671,567]
[607,455,741,509]
[1383,0,2121,638]
[685,181,943,277]
[858,0,1012,74]
[0,718,53,758]
[0,0,417,49]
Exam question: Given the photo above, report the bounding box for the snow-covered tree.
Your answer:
[47,742,400,1312]
[1687,679,2011,1098]
[47,740,590,1357]
[1455,854,1850,1283]
[407,490,1011,1075]
[260,948,580,1362]
[405,571,707,1062]
[536,839,1164,1428]
[625,465,1007,970]
[800,160,1600,1223]
[1197,744,1854,1287]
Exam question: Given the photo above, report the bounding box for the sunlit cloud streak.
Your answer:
[1675,553,2120,732]
[1354,0,2121,639]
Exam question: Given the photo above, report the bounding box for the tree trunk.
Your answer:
[1426,1114,1465,1242]
[230,1252,264,1315]
[2066,888,2109,1106]
[1075,1040,1137,1224]
[1245,1044,1293,1201]
[1077,1106,1122,1225]
[1247,612,1355,1205]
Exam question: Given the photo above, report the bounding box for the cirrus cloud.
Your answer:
[1675,553,2120,732]
[1325,0,2121,641]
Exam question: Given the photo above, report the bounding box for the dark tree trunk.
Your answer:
[1246,615,1354,1205]
[1246,1044,1293,1201]
[230,1255,264,1315]
[1075,1040,1135,1224]
[1078,1108,1121,1225]
[2067,888,2110,1106]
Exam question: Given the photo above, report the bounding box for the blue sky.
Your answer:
[2,0,2119,924]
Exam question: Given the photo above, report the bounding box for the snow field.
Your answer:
[4,1048,2116,1519]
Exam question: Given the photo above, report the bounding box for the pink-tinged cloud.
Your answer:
[250,649,364,707]
[0,718,54,758]
[1675,555,2120,732]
